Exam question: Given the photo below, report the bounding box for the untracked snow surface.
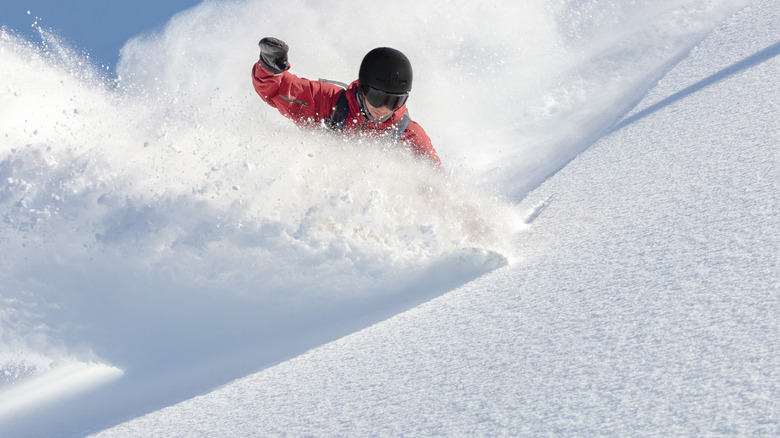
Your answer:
[1,0,777,436]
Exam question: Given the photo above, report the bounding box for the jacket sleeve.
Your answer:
[400,121,442,166]
[252,60,342,126]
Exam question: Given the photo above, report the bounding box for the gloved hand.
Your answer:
[258,37,289,74]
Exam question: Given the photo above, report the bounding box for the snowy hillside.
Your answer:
[2,0,777,436]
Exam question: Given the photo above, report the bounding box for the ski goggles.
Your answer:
[361,85,409,110]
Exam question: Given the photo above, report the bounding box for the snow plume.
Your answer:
[114,0,751,195]
[0,0,752,432]
[1,0,521,413]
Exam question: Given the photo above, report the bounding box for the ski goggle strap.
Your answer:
[362,85,409,110]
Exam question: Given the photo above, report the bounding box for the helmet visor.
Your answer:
[362,85,409,110]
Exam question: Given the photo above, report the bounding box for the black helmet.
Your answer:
[359,47,413,94]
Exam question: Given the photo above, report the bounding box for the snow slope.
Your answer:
[1,0,776,436]
[95,1,779,436]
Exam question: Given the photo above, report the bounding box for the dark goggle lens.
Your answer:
[363,86,408,110]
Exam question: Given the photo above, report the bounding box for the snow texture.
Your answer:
[0,0,777,436]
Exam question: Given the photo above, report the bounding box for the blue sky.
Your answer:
[0,0,202,69]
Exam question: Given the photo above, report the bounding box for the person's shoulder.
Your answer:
[315,80,347,93]
[404,118,429,137]
[308,79,350,106]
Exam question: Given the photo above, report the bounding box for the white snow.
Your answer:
[0,362,122,419]
[1,0,778,436]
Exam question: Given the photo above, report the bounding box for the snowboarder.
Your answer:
[252,37,441,166]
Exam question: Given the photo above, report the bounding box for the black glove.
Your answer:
[258,37,289,74]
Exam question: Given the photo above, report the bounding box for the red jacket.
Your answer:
[252,61,441,165]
